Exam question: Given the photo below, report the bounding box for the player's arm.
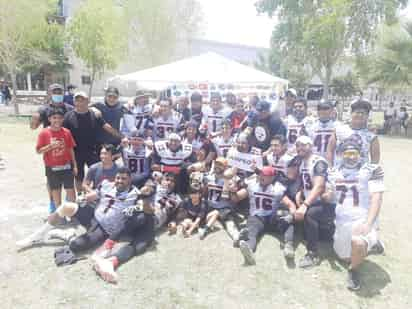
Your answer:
[69,148,78,176]
[281,195,297,214]
[303,175,326,207]
[83,166,97,193]
[370,136,380,164]
[230,187,248,203]
[30,112,41,130]
[365,191,383,229]
[102,123,122,139]
[326,133,337,167]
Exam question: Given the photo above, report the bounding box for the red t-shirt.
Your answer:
[36,127,76,167]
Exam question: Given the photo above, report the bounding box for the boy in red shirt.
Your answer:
[36,108,78,208]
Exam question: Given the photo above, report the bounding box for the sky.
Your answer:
[199,0,412,48]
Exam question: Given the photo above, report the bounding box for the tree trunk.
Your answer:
[88,69,96,100]
[10,70,19,115]
[323,65,332,100]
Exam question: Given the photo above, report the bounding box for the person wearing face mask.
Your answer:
[283,97,313,153]
[307,100,341,158]
[30,83,74,130]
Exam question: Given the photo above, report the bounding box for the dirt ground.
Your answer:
[1,116,412,309]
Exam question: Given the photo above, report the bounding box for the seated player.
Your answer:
[293,136,335,268]
[121,131,151,188]
[231,166,297,265]
[92,173,182,283]
[16,168,139,252]
[151,133,196,194]
[263,135,294,177]
[200,158,241,244]
[330,140,385,291]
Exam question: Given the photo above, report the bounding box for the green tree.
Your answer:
[0,0,62,114]
[67,0,127,97]
[256,0,408,99]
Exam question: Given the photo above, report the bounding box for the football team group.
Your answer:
[16,84,385,290]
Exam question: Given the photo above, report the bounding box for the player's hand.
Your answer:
[121,137,129,147]
[294,204,307,221]
[49,140,61,150]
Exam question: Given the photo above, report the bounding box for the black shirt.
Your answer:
[38,103,74,128]
[63,110,106,152]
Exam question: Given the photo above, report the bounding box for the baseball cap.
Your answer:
[215,157,228,167]
[317,99,334,110]
[260,166,276,176]
[256,100,271,112]
[105,86,119,97]
[136,90,150,99]
[47,107,65,117]
[351,99,372,113]
[74,91,88,99]
[168,133,182,142]
[296,135,313,146]
[48,83,64,92]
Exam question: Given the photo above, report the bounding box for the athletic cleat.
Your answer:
[283,242,295,259]
[47,228,77,243]
[93,258,118,284]
[298,251,320,268]
[239,240,256,265]
[347,269,361,291]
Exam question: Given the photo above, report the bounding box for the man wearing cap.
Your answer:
[307,100,341,158]
[30,83,74,129]
[294,136,335,268]
[63,92,121,192]
[326,99,380,168]
[91,87,127,148]
[151,133,196,194]
[231,166,297,265]
[201,92,232,135]
[121,90,153,137]
[121,131,151,188]
[329,139,385,290]
[283,97,313,153]
[243,100,287,151]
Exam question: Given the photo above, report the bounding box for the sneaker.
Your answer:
[47,228,77,243]
[283,242,295,259]
[239,240,256,265]
[16,223,53,249]
[93,258,118,284]
[91,239,117,262]
[369,240,385,255]
[298,251,320,268]
[199,227,209,240]
[347,269,361,291]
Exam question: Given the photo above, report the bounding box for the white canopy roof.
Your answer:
[108,52,288,91]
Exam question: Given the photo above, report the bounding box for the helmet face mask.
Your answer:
[342,148,361,169]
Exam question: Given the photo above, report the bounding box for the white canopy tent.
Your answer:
[107,52,288,100]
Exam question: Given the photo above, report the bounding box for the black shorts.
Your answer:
[46,167,74,190]
[208,207,232,221]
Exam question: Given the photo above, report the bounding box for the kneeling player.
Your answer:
[330,140,385,291]
[231,166,297,265]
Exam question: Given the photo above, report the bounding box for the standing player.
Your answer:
[121,131,151,188]
[263,135,294,177]
[307,100,340,158]
[121,90,153,137]
[230,166,297,265]
[330,140,385,291]
[294,136,335,268]
[201,93,232,135]
[211,119,235,158]
[327,99,380,167]
[35,108,77,212]
[150,99,184,141]
[283,98,312,153]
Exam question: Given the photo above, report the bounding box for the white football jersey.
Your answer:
[245,178,286,217]
[122,145,150,177]
[152,112,182,141]
[299,154,328,199]
[154,140,193,166]
[201,105,232,134]
[284,115,312,152]
[265,152,295,176]
[182,137,204,154]
[307,119,340,158]
[329,164,384,224]
[121,104,153,135]
[335,125,377,167]
[212,135,235,157]
[204,173,232,209]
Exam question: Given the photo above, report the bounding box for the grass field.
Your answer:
[1,117,412,309]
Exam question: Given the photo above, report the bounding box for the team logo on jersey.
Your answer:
[254,126,267,142]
